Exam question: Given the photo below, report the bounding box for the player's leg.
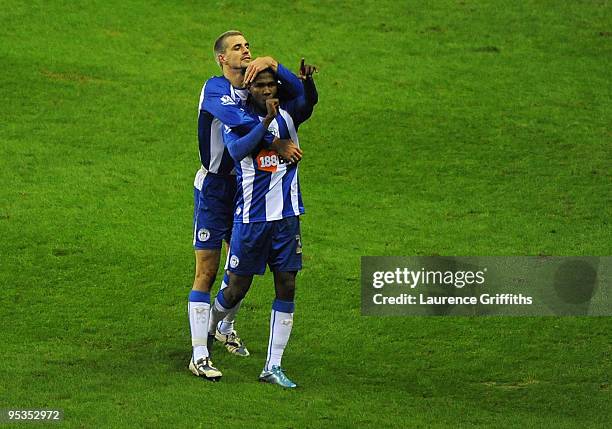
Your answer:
[259,271,297,388]
[259,217,302,388]
[208,221,270,357]
[188,173,227,380]
[218,243,237,332]
[215,242,250,356]
[208,271,253,354]
[188,248,223,380]
[190,249,220,352]
[219,244,243,330]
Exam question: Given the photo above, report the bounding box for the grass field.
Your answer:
[1,0,611,427]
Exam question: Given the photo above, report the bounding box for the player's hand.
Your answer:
[263,98,279,127]
[244,56,278,85]
[266,98,279,118]
[271,138,303,164]
[298,58,318,81]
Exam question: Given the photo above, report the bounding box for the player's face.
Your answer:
[249,72,278,110]
[220,35,251,69]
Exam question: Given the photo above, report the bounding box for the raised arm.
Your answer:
[299,58,319,106]
[283,59,319,126]
[244,57,304,99]
[276,63,305,99]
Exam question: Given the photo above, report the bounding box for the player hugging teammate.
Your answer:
[187,30,318,388]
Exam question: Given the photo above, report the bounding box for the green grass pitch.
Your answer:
[1,0,610,427]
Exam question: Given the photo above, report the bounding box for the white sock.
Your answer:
[188,290,211,362]
[265,299,295,371]
[217,272,242,335]
[208,292,233,335]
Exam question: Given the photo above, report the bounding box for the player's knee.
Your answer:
[276,280,295,302]
[274,271,296,301]
[194,249,221,290]
[193,266,217,290]
[223,274,252,306]
[276,286,295,302]
[223,285,249,307]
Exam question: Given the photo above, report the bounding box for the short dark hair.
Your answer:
[253,67,276,80]
[213,30,244,68]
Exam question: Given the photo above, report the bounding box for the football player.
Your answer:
[188,31,304,381]
[207,60,318,388]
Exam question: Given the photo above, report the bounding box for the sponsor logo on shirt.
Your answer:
[255,149,286,173]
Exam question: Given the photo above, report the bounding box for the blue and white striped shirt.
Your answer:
[196,64,303,177]
[222,81,318,223]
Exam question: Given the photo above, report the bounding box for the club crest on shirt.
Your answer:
[197,228,210,242]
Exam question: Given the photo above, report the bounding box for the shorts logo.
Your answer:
[295,234,302,254]
[230,255,239,268]
[197,228,210,242]
[256,149,286,173]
